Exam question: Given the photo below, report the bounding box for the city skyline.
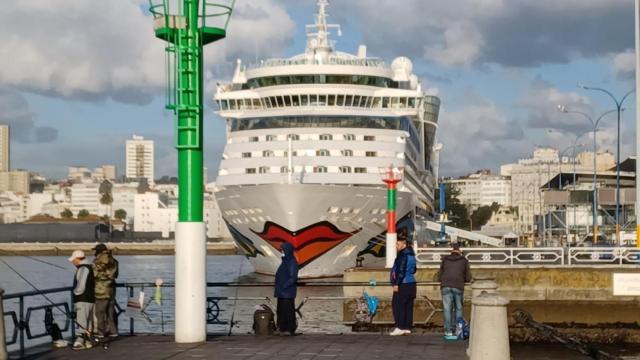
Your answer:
[0,0,637,180]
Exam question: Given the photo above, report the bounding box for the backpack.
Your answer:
[253,304,276,335]
[456,317,470,340]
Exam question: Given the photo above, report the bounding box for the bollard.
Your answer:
[467,279,499,357]
[468,292,510,360]
[0,288,7,360]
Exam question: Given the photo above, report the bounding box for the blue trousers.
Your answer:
[441,287,463,334]
[392,283,416,330]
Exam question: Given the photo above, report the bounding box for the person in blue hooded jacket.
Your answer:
[389,237,417,336]
[274,242,299,335]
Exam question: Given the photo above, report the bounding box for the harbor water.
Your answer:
[0,255,347,351]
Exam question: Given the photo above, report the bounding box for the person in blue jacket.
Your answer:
[274,242,299,335]
[389,237,417,336]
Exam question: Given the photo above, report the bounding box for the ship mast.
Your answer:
[305,0,341,62]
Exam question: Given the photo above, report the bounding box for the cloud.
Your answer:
[517,78,593,133]
[438,97,529,176]
[337,0,633,68]
[612,49,635,79]
[0,0,295,105]
[0,88,58,143]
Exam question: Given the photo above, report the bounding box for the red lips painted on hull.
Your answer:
[251,221,360,267]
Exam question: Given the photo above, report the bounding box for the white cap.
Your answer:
[68,250,86,262]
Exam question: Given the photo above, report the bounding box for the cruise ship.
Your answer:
[213,0,441,277]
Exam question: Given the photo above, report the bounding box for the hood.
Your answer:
[281,242,295,259]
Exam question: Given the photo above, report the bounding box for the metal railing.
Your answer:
[415,247,640,267]
[2,280,443,357]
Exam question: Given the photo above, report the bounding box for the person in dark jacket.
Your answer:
[93,243,119,338]
[438,242,471,339]
[274,242,299,335]
[389,237,417,336]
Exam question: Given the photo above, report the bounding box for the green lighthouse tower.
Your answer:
[148,0,233,343]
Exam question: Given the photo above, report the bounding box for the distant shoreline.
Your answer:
[0,241,238,256]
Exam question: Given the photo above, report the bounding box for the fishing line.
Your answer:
[0,257,97,338]
[23,255,72,271]
[227,256,245,336]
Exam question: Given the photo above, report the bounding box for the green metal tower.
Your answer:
[148,0,233,343]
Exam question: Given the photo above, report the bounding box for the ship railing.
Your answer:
[415,246,640,267]
[245,57,389,70]
[2,280,445,357]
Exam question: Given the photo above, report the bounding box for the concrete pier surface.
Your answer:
[14,334,640,360]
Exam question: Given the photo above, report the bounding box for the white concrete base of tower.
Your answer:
[175,222,207,343]
[469,292,511,360]
[385,232,397,268]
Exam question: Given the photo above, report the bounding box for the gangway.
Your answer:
[423,221,503,247]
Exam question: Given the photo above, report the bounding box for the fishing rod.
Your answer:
[0,257,108,349]
[227,258,245,336]
[23,255,72,271]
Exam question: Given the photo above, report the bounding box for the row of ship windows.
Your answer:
[241,166,369,174]
[217,95,422,111]
[240,150,382,158]
[244,74,399,89]
[237,134,375,142]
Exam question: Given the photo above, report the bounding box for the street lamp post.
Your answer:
[578,85,635,245]
[547,128,592,244]
[558,144,583,245]
[557,106,618,244]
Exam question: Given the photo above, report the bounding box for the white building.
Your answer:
[70,183,104,216]
[134,192,176,237]
[0,170,29,194]
[501,148,615,235]
[0,191,26,223]
[445,171,511,209]
[68,166,90,182]
[134,191,230,239]
[25,193,55,218]
[0,125,8,172]
[126,135,154,183]
[92,165,117,182]
[111,183,138,224]
[68,165,117,183]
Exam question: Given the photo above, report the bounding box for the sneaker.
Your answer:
[72,342,85,350]
[443,333,458,341]
[84,342,93,349]
[108,333,119,338]
[389,328,405,336]
[402,330,411,335]
[53,340,68,348]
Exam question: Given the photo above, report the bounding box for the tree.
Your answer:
[435,183,470,230]
[61,208,73,219]
[99,179,114,234]
[470,202,501,230]
[78,209,90,219]
[114,209,127,221]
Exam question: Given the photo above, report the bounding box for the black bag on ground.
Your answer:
[253,304,275,335]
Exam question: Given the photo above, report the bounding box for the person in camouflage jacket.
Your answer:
[92,243,119,337]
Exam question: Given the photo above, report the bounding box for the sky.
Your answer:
[0,0,637,180]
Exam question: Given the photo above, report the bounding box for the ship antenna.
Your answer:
[305,0,341,57]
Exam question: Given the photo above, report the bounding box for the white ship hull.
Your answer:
[215,184,416,277]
